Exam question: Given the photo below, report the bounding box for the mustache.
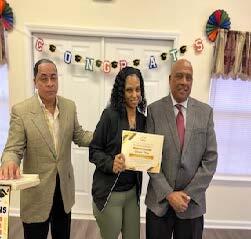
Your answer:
[177,86,190,90]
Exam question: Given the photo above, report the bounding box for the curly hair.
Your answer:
[110,66,147,116]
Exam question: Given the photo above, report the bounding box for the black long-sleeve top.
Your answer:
[89,107,146,211]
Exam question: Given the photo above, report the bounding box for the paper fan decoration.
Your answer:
[206,9,231,42]
[0,0,5,15]
[0,0,14,31]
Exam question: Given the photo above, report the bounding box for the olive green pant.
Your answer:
[93,187,140,239]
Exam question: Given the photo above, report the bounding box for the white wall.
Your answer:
[6,0,251,228]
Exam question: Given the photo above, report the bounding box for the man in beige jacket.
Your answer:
[0,59,92,239]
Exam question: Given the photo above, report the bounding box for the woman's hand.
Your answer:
[113,153,126,174]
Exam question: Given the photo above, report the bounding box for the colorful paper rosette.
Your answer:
[0,0,5,15]
[0,0,14,31]
[206,9,231,42]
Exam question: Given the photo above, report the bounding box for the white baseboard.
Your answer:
[9,208,251,230]
[205,219,251,230]
[9,208,20,217]
[72,212,96,220]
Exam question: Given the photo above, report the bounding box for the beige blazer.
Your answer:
[1,95,92,223]
[145,95,218,219]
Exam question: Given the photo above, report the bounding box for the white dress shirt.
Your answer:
[170,93,188,128]
[37,94,59,155]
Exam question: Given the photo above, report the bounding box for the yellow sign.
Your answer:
[0,185,10,239]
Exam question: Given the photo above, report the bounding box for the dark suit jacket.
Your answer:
[89,107,146,211]
[145,95,218,219]
[1,95,92,223]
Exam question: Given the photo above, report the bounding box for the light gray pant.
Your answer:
[93,186,140,239]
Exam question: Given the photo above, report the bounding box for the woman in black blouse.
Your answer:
[89,66,147,239]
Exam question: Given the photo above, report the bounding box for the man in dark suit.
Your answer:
[145,59,218,239]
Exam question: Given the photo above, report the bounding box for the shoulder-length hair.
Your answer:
[110,66,147,116]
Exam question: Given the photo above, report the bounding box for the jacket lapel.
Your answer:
[30,96,57,157]
[163,96,180,153]
[182,98,195,156]
[57,97,68,157]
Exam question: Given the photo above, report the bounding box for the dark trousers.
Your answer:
[146,207,204,239]
[23,174,71,239]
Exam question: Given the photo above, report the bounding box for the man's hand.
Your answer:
[113,153,126,174]
[166,191,191,213]
[0,161,21,180]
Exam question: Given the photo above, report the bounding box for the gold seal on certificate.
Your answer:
[121,130,164,173]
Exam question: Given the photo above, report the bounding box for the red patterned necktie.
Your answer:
[176,104,185,149]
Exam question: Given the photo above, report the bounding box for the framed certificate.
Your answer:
[121,130,164,173]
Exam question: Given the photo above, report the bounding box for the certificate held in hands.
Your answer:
[121,130,164,173]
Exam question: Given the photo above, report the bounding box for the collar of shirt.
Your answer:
[37,93,59,117]
[170,93,188,109]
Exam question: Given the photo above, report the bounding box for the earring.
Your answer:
[139,95,142,103]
